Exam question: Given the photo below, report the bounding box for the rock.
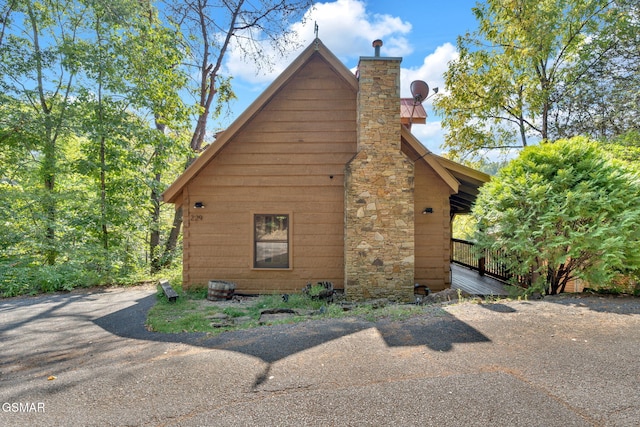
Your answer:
[232,316,253,325]
[207,312,233,327]
[259,308,297,315]
[369,299,387,309]
[425,288,470,304]
[258,308,298,324]
[210,320,234,328]
[339,302,355,311]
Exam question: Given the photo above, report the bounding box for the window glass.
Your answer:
[254,214,289,268]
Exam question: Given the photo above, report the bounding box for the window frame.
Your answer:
[251,212,292,270]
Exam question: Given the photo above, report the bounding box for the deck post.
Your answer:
[478,254,486,276]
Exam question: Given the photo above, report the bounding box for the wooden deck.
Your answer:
[451,263,509,296]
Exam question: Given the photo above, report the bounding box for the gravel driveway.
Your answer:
[1,286,639,426]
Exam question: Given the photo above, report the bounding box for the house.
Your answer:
[162,39,489,301]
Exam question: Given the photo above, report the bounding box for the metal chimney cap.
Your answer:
[372,39,383,56]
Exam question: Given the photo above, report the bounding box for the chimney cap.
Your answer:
[372,39,383,57]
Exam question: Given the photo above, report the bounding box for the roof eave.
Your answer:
[401,126,460,193]
[162,40,358,204]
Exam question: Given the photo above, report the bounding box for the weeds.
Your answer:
[146,289,429,335]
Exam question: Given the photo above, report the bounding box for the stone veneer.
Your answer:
[344,56,415,302]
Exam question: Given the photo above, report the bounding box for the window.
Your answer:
[254,214,289,268]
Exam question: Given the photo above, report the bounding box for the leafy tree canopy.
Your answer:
[434,0,640,161]
[0,0,315,295]
[472,136,640,294]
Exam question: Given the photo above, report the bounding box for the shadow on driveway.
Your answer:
[93,294,491,363]
[544,293,640,315]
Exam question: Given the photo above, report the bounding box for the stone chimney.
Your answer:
[344,40,415,302]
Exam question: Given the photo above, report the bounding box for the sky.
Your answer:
[217,0,480,154]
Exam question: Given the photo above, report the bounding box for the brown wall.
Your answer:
[180,55,357,293]
[414,159,453,292]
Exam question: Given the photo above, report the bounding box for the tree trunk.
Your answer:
[149,171,162,273]
[100,134,108,250]
[149,120,165,274]
[29,3,57,265]
[43,135,57,265]
[159,0,241,266]
[161,205,183,268]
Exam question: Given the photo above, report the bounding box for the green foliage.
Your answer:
[473,136,640,295]
[602,130,640,165]
[0,257,101,297]
[0,0,316,296]
[452,214,478,240]
[0,0,191,294]
[147,289,429,335]
[434,0,640,161]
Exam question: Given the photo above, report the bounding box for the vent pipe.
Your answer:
[372,39,383,57]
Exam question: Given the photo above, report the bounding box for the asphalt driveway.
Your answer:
[0,286,638,426]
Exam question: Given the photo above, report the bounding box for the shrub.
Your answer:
[473,137,640,295]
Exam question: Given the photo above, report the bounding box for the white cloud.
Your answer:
[399,43,459,153]
[221,0,462,154]
[400,42,458,104]
[293,0,413,56]
[224,0,413,85]
[411,120,447,154]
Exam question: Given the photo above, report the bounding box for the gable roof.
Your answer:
[162,39,490,213]
[162,39,358,204]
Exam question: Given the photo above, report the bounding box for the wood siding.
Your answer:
[414,159,453,292]
[181,55,357,293]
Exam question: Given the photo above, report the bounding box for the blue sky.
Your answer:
[218,0,480,154]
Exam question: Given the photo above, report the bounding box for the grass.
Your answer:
[146,285,432,335]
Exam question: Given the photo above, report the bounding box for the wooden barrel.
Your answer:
[207,280,236,301]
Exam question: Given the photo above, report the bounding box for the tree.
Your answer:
[0,0,189,289]
[72,0,190,273]
[434,0,640,160]
[155,0,314,268]
[0,0,84,265]
[603,130,640,164]
[472,137,640,294]
[0,0,316,294]
[553,1,640,139]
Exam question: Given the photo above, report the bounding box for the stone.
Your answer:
[258,308,298,325]
[345,56,414,303]
[357,241,372,249]
[425,288,471,304]
[402,255,415,264]
[232,316,253,325]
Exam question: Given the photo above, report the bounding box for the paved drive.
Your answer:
[0,286,639,426]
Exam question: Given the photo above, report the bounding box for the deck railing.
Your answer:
[451,238,530,285]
